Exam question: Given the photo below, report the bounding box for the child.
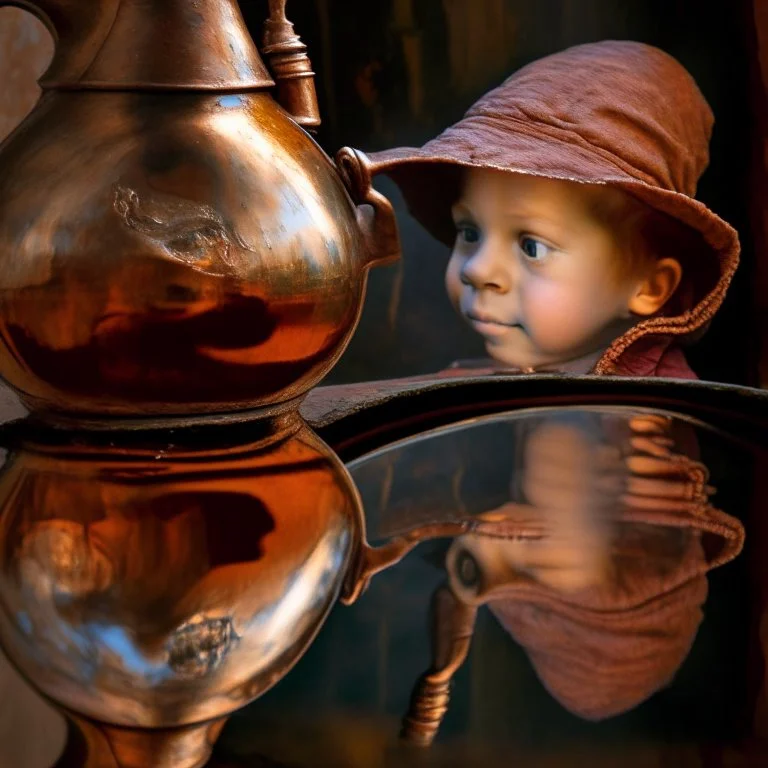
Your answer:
[365,40,739,378]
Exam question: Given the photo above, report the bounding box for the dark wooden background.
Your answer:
[0,3,765,766]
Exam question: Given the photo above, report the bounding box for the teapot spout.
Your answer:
[262,0,321,128]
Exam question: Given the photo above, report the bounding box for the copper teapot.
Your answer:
[0,3,408,765]
[0,414,469,767]
[0,0,399,422]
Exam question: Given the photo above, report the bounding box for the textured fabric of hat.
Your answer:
[363,41,740,375]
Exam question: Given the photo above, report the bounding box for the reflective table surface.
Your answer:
[1,387,767,767]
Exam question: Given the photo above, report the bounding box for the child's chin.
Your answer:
[484,341,539,370]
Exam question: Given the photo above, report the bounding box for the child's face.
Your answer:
[446,169,643,370]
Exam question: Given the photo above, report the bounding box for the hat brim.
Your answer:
[365,133,739,344]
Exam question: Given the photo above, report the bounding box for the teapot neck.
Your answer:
[37,0,274,91]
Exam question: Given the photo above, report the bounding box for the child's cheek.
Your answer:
[444,254,463,311]
[522,280,593,348]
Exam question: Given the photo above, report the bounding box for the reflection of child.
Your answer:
[444,415,745,720]
[368,41,739,378]
[453,418,619,595]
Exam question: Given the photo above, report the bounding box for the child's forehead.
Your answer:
[454,168,621,222]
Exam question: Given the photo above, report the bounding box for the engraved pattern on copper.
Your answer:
[113,185,253,276]
[166,615,237,680]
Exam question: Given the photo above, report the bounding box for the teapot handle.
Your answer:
[340,519,475,605]
[336,147,401,269]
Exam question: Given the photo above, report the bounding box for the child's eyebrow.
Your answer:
[452,198,561,224]
[451,201,473,219]
[450,200,569,246]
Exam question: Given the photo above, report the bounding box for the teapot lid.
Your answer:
[36,0,275,91]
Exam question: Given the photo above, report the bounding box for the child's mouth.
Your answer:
[466,312,523,335]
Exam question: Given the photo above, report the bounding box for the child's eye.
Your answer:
[519,236,552,262]
[456,223,481,244]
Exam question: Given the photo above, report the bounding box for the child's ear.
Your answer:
[628,258,683,317]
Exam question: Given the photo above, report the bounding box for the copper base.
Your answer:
[54,713,227,768]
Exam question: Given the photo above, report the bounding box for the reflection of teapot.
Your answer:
[0,0,398,419]
[0,416,467,767]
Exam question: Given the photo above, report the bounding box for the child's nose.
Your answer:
[460,244,511,292]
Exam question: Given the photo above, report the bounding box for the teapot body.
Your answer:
[0,91,373,418]
[0,421,361,727]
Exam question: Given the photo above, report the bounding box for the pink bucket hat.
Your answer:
[360,41,740,374]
